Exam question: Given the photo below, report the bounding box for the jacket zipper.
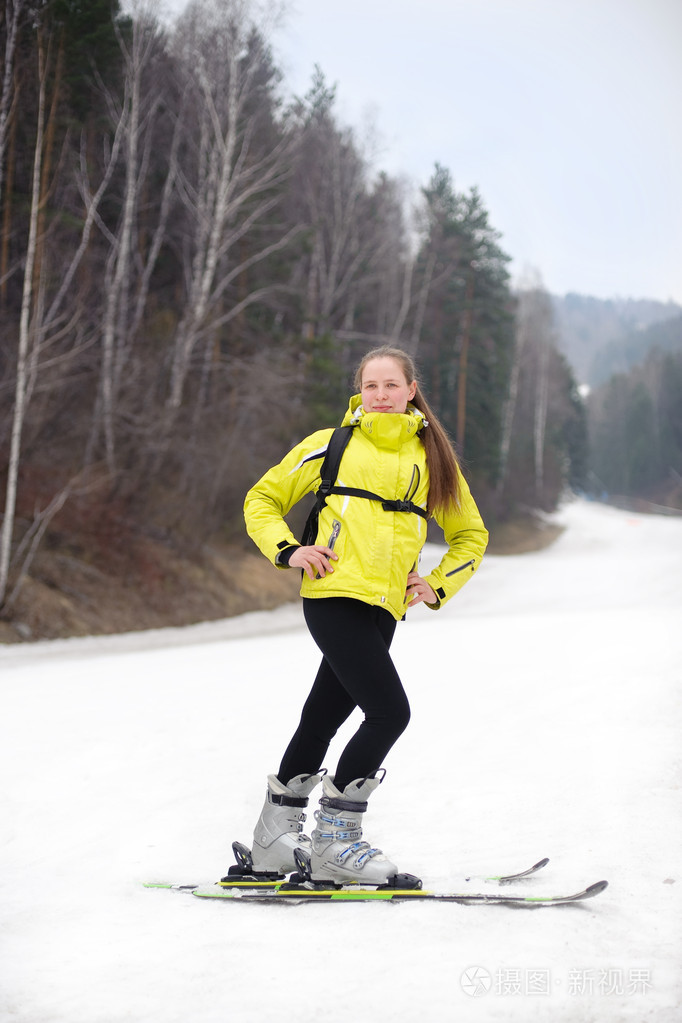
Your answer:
[406,464,420,502]
[445,558,475,577]
[316,519,341,579]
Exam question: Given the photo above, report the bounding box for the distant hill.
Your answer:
[551,294,682,385]
[588,314,682,386]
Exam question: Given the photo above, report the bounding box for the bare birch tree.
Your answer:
[91,2,165,469]
[0,28,47,607]
[534,300,552,498]
[0,0,26,302]
[352,174,419,348]
[497,274,557,505]
[298,114,377,339]
[286,79,422,360]
[166,0,299,413]
[1,4,153,605]
[496,273,543,495]
[0,0,24,202]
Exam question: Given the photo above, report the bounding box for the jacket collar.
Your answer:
[343,395,426,450]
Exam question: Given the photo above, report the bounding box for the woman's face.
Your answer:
[360,357,417,415]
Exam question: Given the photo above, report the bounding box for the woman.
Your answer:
[242,346,488,885]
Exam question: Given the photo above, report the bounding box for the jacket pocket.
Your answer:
[445,558,476,578]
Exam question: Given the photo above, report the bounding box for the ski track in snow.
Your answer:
[1,499,680,1023]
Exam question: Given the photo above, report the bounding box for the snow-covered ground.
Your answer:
[1,499,680,1023]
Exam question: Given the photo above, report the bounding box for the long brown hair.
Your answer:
[353,346,461,515]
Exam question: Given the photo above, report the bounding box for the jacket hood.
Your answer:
[342,394,427,450]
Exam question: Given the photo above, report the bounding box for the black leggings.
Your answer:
[277,597,411,791]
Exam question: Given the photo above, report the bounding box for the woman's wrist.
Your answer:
[275,545,300,567]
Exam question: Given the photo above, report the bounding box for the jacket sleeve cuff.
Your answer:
[424,583,445,610]
[275,545,300,567]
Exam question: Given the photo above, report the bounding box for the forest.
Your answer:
[0,0,678,639]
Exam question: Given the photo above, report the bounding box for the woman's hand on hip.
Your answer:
[405,571,437,607]
[289,545,338,580]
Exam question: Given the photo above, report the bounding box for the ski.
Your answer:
[144,881,202,892]
[188,879,608,906]
[143,854,550,893]
[469,856,550,884]
[143,855,564,896]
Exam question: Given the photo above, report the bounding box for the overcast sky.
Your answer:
[164,0,681,304]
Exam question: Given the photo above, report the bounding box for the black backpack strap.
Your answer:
[300,426,354,545]
[317,426,354,503]
[329,486,428,519]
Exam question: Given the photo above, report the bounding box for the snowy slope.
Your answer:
[1,499,680,1023]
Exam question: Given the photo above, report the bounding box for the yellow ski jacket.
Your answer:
[244,397,488,621]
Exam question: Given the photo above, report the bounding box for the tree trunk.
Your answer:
[0,32,46,607]
[534,326,551,499]
[497,326,523,496]
[0,0,24,202]
[456,271,475,453]
[98,20,143,470]
[0,68,18,305]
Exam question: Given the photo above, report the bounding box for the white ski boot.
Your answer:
[310,773,399,885]
[250,772,324,874]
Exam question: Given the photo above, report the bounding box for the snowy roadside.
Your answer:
[0,600,306,667]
